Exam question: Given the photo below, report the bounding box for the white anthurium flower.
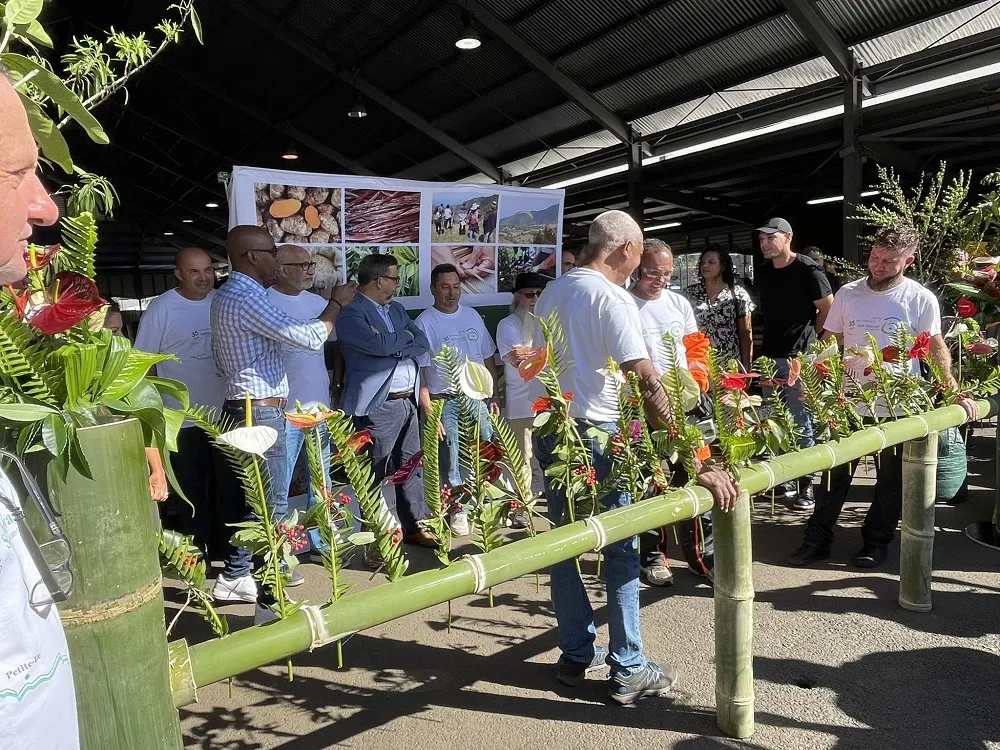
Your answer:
[459,359,494,401]
[721,392,762,410]
[971,256,1000,265]
[842,345,875,371]
[987,338,999,349]
[598,366,627,384]
[945,322,969,339]
[217,425,278,456]
[813,339,840,365]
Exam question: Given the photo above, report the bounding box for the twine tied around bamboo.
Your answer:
[463,554,488,594]
[584,516,608,550]
[59,575,163,629]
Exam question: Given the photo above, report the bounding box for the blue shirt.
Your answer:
[211,272,329,399]
[360,293,416,392]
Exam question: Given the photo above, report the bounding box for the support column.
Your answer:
[713,490,755,739]
[899,433,939,612]
[842,76,864,265]
[627,136,644,227]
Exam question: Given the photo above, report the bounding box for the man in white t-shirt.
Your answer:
[496,272,548,500]
[789,227,979,570]
[0,71,78,748]
[135,247,225,557]
[534,210,739,705]
[416,264,499,536]
[629,240,711,588]
[268,244,350,555]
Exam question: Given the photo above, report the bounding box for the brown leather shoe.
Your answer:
[403,529,438,548]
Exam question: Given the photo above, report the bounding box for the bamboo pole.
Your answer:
[713,490,755,739]
[38,420,184,749]
[899,433,939,612]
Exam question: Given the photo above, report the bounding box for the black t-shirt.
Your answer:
[757,254,832,357]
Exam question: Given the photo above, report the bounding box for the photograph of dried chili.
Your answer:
[344,189,420,244]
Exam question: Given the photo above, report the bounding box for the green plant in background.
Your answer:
[347,246,419,297]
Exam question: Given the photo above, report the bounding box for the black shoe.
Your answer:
[778,481,797,498]
[852,544,888,568]
[792,483,815,511]
[555,645,608,686]
[607,661,678,705]
[787,541,831,567]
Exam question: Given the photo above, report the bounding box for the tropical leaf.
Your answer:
[15,90,71,172]
[55,213,98,279]
[159,529,228,637]
[0,313,60,402]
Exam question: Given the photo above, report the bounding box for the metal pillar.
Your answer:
[628,137,644,227]
[842,76,864,264]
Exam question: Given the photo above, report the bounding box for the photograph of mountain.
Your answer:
[498,194,560,244]
[430,190,500,243]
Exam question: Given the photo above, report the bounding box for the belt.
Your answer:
[224,397,288,409]
[386,390,414,401]
[429,393,456,401]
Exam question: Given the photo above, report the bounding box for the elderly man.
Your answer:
[535,210,739,705]
[629,240,713,588]
[0,71,79,748]
[210,226,352,606]
[136,247,225,555]
[789,227,979,569]
[416,263,499,536]
[756,218,834,511]
[267,244,356,555]
[336,254,435,547]
[496,272,548,500]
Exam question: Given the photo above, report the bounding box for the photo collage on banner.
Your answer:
[233,167,565,310]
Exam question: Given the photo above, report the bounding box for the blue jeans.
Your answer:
[285,422,332,551]
[767,357,814,450]
[534,420,646,678]
[215,403,290,578]
[440,397,493,490]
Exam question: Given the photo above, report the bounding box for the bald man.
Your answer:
[0,69,79,747]
[136,246,226,557]
[210,226,353,611]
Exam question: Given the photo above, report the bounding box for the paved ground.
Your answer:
[174,428,1000,750]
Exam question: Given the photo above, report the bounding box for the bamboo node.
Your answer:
[914,415,930,437]
[679,486,702,517]
[873,427,888,451]
[59,575,162,629]
[584,516,608,551]
[820,443,837,467]
[463,554,487,594]
[303,605,336,650]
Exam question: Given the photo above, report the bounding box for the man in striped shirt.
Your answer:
[210,225,354,605]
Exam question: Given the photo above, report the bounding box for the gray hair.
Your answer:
[642,238,672,259]
[357,253,398,285]
[579,210,641,265]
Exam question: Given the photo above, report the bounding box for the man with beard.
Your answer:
[210,226,350,606]
[756,218,834,511]
[788,227,978,569]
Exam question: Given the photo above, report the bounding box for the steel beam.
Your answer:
[465,0,635,147]
[780,0,870,95]
[647,189,756,226]
[860,141,922,179]
[627,141,644,225]
[225,0,503,182]
[843,76,864,264]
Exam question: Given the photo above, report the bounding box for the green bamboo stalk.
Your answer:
[713,490,754,739]
[36,419,183,749]
[899,433,939,612]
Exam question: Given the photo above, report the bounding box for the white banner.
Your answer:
[228,166,565,309]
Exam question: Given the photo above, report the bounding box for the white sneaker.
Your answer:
[211,573,258,603]
[449,511,470,537]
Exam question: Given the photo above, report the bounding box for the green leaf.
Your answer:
[95,331,131,394]
[532,411,551,428]
[4,0,43,25]
[67,426,92,479]
[103,349,173,400]
[189,5,203,44]
[41,412,67,456]
[13,18,53,48]
[16,91,72,173]
[348,531,375,545]
[0,402,58,421]
[0,54,109,146]
[146,376,190,411]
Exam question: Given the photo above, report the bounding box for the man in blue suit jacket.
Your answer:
[336,254,436,546]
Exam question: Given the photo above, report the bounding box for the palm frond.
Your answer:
[0,313,61,403]
[55,212,97,278]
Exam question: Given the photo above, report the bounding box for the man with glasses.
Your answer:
[268,244,357,558]
[336,254,435,548]
[0,69,79,747]
[210,226,352,611]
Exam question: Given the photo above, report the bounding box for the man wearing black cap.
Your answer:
[496,272,549,512]
[756,218,834,511]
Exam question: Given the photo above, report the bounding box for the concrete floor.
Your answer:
[174,428,1000,750]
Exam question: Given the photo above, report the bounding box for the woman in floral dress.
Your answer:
[684,246,755,369]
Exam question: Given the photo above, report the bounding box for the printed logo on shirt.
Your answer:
[846,316,904,337]
[187,327,214,360]
[444,327,480,346]
[0,652,70,702]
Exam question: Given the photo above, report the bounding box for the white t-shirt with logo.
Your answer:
[135,289,225,412]
[495,313,546,420]
[631,290,698,375]
[536,268,648,423]
[415,305,497,395]
[0,472,79,749]
[266,288,334,410]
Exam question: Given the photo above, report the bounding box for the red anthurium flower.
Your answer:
[956,298,978,318]
[880,346,900,363]
[346,429,372,452]
[479,440,505,463]
[967,341,993,356]
[787,359,801,387]
[908,332,930,360]
[815,361,830,376]
[562,391,573,401]
[386,450,424,485]
[23,243,60,272]
[517,346,548,382]
[720,372,758,391]
[285,411,324,429]
[531,395,552,413]
[26,271,106,336]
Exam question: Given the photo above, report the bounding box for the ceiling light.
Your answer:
[645,221,682,231]
[205,201,219,208]
[182,219,194,223]
[163,231,174,236]
[347,92,367,119]
[807,190,880,206]
[281,142,299,160]
[456,13,481,50]
[541,163,630,189]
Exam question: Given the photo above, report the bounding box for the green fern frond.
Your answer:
[55,212,97,278]
[159,529,227,637]
[488,411,533,509]
[0,313,60,403]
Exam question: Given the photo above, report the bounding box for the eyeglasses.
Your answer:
[379,275,401,284]
[0,449,74,608]
[641,269,671,280]
[282,261,317,271]
[517,290,542,298]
